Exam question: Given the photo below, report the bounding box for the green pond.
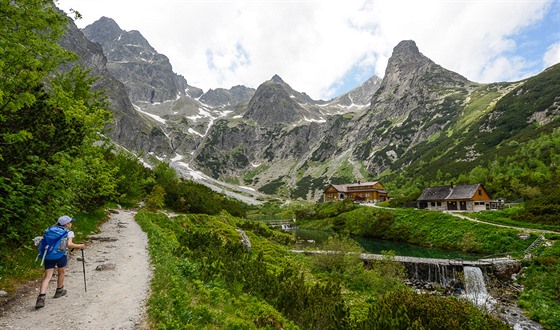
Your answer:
[291,228,483,260]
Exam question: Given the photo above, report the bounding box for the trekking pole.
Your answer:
[81,249,87,292]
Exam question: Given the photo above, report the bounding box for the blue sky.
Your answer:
[57,0,559,100]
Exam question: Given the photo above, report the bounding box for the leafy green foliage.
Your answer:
[518,240,560,329]
[0,1,116,256]
[311,235,405,295]
[152,162,249,217]
[0,0,74,115]
[258,177,286,195]
[291,175,327,200]
[358,289,509,329]
[145,185,166,211]
[517,179,560,225]
[108,151,155,204]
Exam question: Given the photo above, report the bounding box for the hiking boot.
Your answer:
[53,287,66,298]
[35,296,45,309]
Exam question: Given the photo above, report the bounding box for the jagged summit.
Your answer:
[368,39,471,119]
[243,79,304,125]
[383,40,469,85]
[198,85,255,108]
[82,17,188,103]
[270,74,285,84]
[393,40,421,56]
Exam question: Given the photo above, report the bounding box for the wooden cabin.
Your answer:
[417,183,502,212]
[324,181,387,203]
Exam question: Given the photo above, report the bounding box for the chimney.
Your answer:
[450,182,454,189]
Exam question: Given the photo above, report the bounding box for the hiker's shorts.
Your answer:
[44,255,68,270]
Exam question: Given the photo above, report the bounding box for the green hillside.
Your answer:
[382,64,560,204]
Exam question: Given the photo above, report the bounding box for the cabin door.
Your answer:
[459,201,467,210]
[447,202,457,210]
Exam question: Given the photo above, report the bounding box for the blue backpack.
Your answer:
[36,226,69,265]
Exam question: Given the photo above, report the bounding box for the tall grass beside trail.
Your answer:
[135,210,299,330]
[465,206,560,232]
[135,210,511,329]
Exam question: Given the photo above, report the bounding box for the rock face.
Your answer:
[82,17,189,104]
[199,85,255,108]
[369,40,469,123]
[243,75,322,126]
[348,40,476,174]
[333,75,382,107]
[58,17,173,156]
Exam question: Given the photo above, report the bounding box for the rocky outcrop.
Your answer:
[58,17,173,156]
[242,75,325,126]
[333,76,382,107]
[199,85,255,108]
[368,40,470,123]
[82,17,188,104]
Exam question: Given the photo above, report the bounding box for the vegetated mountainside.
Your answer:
[67,14,560,202]
[385,62,560,185]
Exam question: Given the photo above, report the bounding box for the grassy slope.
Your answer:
[300,205,535,255]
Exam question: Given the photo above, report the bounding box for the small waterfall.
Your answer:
[464,266,490,307]
[235,229,252,252]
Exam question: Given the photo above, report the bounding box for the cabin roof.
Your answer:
[326,181,386,193]
[417,184,482,201]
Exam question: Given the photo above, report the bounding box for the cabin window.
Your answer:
[478,189,482,196]
[437,202,442,206]
[329,194,334,198]
[431,202,436,206]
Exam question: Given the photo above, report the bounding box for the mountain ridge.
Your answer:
[63,15,560,201]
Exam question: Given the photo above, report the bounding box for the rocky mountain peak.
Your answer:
[271,74,285,84]
[198,85,255,108]
[82,16,188,104]
[243,79,304,125]
[334,75,382,107]
[369,40,470,119]
[384,40,432,76]
[88,16,122,41]
[393,40,421,56]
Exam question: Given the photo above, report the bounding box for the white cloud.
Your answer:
[57,0,555,99]
[543,42,560,68]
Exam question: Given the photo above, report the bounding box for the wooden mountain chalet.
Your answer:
[417,183,503,212]
[323,181,388,203]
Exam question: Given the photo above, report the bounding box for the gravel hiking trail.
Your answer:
[0,209,152,330]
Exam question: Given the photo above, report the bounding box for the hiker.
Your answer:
[35,215,86,309]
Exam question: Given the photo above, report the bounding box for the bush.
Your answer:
[359,289,510,329]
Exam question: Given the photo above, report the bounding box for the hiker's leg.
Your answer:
[39,268,55,295]
[55,255,68,289]
[56,267,65,289]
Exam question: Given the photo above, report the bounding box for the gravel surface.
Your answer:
[0,209,151,330]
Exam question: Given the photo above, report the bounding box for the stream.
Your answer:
[288,228,544,330]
